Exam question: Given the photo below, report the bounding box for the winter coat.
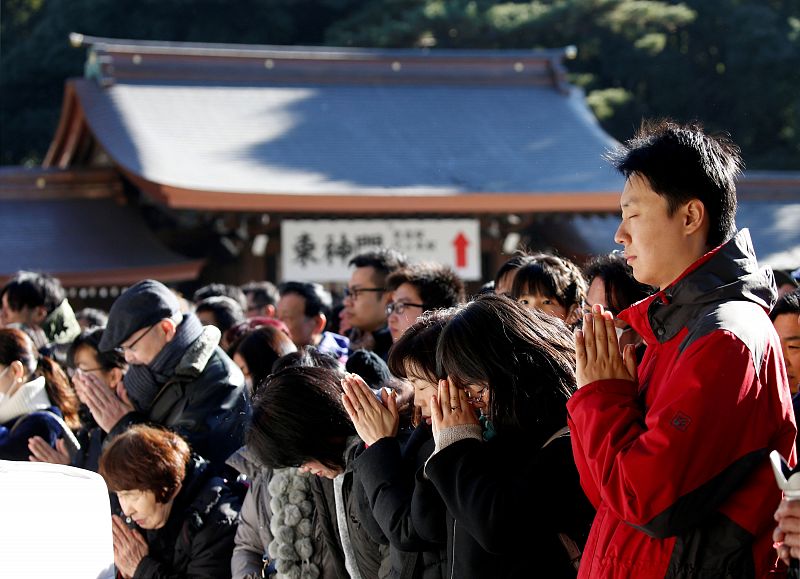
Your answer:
[568,230,797,578]
[353,423,447,579]
[309,437,390,579]
[228,448,320,579]
[414,428,593,578]
[109,327,250,470]
[133,455,241,579]
[228,447,273,579]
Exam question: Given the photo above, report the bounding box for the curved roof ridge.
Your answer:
[69,33,574,62]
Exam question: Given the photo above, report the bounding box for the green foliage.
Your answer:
[0,0,368,164]
[2,0,800,168]
[586,87,633,121]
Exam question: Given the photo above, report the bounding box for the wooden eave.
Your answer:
[127,169,622,214]
[0,165,121,200]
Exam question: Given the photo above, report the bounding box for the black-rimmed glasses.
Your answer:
[386,301,426,316]
[118,323,157,354]
[343,286,385,300]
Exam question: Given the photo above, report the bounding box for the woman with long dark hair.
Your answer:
[342,309,455,578]
[0,328,80,461]
[247,365,387,578]
[414,294,594,577]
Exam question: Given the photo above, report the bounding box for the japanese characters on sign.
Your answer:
[281,219,481,281]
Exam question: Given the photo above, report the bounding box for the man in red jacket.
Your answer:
[568,120,796,578]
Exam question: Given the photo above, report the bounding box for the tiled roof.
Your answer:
[0,194,203,285]
[46,36,623,213]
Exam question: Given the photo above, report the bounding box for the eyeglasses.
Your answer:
[464,384,489,402]
[118,323,157,354]
[343,286,385,300]
[386,301,426,316]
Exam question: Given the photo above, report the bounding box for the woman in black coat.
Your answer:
[347,295,594,578]
[343,310,455,579]
[421,294,594,578]
[99,424,241,579]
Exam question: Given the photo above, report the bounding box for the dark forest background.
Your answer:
[2,0,799,168]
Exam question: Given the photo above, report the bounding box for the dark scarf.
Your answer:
[123,313,204,413]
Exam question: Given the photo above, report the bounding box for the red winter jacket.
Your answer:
[568,230,797,578]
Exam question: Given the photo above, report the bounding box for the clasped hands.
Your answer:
[73,370,134,433]
[575,304,638,388]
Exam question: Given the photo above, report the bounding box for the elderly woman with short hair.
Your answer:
[99,424,241,579]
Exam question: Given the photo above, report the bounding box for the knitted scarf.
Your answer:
[123,313,204,413]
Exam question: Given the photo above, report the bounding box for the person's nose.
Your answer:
[123,349,137,365]
[614,220,628,247]
[118,495,132,516]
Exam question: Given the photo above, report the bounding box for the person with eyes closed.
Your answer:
[99,425,241,579]
[569,120,795,577]
[343,309,458,579]
[385,262,465,343]
[246,365,389,579]
[28,327,127,472]
[81,279,250,473]
[0,327,81,461]
[411,295,593,578]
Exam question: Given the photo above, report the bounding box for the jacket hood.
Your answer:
[42,299,81,345]
[226,444,269,479]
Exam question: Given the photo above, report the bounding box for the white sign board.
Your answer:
[281,219,481,282]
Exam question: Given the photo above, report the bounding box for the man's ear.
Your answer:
[160,318,178,342]
[264,304,276,318]
[683,199,707,236]
[313,313,327,335]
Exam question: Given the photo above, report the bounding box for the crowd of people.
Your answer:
[2,119,800,578]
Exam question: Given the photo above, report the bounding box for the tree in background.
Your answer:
[0,0,367,165]
[2,0,799,169]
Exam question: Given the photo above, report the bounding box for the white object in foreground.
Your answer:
[0,460,114,578]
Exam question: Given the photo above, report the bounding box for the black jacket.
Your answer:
[308,437,390,579]
[414,431,594,579]
[109,328,251,470]
[133,455,241,579]
[354,424,447,579]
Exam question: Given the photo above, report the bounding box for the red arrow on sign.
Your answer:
[453,232,469,268]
